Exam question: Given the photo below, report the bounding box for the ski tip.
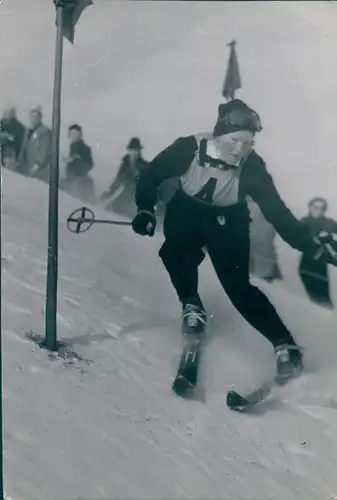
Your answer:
[226,390,250,412]
[172,375,196,398]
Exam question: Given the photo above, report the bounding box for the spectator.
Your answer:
[62,124,94,202]
[0,107,25,169]
[248,197,282,282]
[18,106,52,181]
[299,197,337,308]
[100,137,149,219]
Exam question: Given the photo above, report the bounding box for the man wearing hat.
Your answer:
[100,137,149,218]
[131,99,337,380]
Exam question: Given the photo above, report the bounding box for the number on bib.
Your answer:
[195,177,217,203]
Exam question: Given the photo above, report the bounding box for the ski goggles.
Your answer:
[214,107,262,136]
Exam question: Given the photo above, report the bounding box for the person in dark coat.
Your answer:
[100,137,149,219]
[132,99,337,380]
[18,106,52,181]
[299,197,337,308]
[62,124,95,202]
[0,107,25,169]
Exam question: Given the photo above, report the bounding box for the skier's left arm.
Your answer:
[249,162,316,254]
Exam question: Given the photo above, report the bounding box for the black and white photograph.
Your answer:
[1,1,337,499]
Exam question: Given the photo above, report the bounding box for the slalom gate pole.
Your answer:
[0,170,4,500]
[44,4,64,351]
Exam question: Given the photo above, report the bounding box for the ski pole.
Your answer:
[67,207,132,234]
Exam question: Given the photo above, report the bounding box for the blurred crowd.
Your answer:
[1,105,336,309]
[0,106,95,202]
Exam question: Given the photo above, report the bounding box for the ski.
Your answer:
[172,335,203,398]
[226,380,274,412]
[226,372,301,412]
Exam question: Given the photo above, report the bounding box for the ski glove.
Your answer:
[311,232,337,266]
[132,210,156,237]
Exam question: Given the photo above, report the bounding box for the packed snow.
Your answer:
[2,1,337,499]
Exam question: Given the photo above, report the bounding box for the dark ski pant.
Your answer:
[159,193,296,348]
[299,257,333,308]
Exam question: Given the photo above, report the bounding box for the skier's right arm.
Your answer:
[135,136,197,212]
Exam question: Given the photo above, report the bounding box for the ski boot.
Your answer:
[181,303,207,337]
[274,343,303,384]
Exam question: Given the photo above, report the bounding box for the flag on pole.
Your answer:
[222,40,241,101]
[55,0,93,44]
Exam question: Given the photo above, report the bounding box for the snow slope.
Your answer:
[2,1,337,499]
[3,168,337,500]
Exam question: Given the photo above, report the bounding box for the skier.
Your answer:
[131,99,337,380]
[299,197,337,308]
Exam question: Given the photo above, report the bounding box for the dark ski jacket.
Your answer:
[0,117,25,157]
[66,139,94,179]
[299,216,337,238]
[107,154,149,196]
[299,215,337,270]
[136,134,317,253]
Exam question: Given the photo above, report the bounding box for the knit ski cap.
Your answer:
[213,99,262,137]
